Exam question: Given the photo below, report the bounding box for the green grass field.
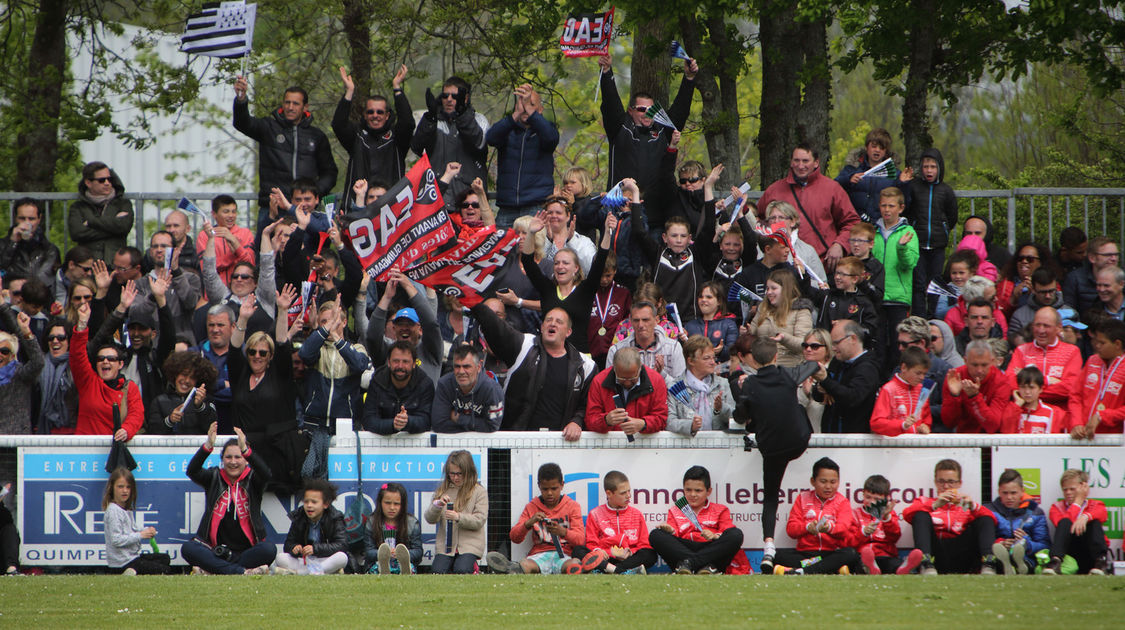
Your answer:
[2,575,1124,629]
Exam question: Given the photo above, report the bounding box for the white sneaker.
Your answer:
[1010,542,1028,575]
[992,542,1016,575]
[273,566,297,575]
[122,568,138,576]
[377,542,392,575]
[395,544,413,575]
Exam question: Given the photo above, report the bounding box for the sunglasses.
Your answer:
[801,342,825,350]
[679,176,703,185]
[931,335,940,342]
[47,334,67,342]
[88,176,112,184]
[460,201,480,209]
[78,265,94,274]
[631,105,649,113]
[230,273,254,281]
[96,354,120,363]
[10,290,21,297]
[440,92,457,100]
[0,347,12,357]
[246,348,271,357]
[897,340,922,348]
[1016,255,1040,263]
[71,294,93,302]
[365,108,387,115]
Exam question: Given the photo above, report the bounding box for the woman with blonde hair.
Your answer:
[797,329,833,431]
[425,450,488,574]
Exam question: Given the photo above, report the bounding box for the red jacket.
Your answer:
[941,365,1012,433]
[757,168,860,259]
[1068,354,1125,434]
[1049,499,1110,547]
[785,490,854,552]
[664,501,736,543]
[849,505,902,557]
[197,225,256,287]
[1006,340,1083,407]
[585,504,651,552]
[510,495,584,557]
[1000,400,1068,434]
[944,297,1009,336]
[585,365,668,433]
[871,375,933,436]
[902,496,997,540]
[70,327,143,438]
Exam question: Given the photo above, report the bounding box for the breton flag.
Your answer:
[180,1,257,58]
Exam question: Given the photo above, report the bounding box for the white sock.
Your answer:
[763,542,776,557]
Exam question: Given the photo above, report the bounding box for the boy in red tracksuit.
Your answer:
[1001,366,1068,433]
[486,463,584,574]
[941,340,1012,433]
[903,458,999,574]
[774,457,859,575]
[579,470,657,574]
[650,466,746,574]
[1068,319,1125,438]
[851,474,924,575]
[1044,469,1111,575]
[871,347,934,435]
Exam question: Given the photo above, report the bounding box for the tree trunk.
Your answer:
[15,0,67,191]
[796,18,831,174]
[758,1,804,186]
[681,14,742,191]
[901,0,937,169]
[630,18,670,106]
[341,0,374,118]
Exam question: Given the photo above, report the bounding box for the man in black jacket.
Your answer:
[410,75,488,202]
[813,319,881,433]
[334,65,414,208]
[232,75,338,224]
[0,198,60,292]
[470,302,596,440]
[361,340,434,435]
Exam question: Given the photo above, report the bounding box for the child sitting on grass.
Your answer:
[580,470,657,574]
[1044,469,1111,575]
[102,467,171,575]
[903,458,998,575]
[851,474,922,575]
[985,469,1050,575]
[774,457,859,575]
[366,482,422,575]
[425,450,489,574]
[274,478,349,575]
[650,465,745,574]
[487,463,584,574]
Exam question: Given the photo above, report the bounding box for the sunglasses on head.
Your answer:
[246,348,271,357]
[230,273,254,281]
[460,201,480,209]
[96,354,119,363]
[679,176,703,185]
[365,108,387,115]
[88,176,112,184]
[801,342,825,350]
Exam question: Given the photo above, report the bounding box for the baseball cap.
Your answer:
[393,307,420,324]
[1058,307,1087,330]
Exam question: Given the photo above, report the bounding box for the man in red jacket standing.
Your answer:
[70,287,142,440]
[773,457,859,575]
[757,144,861,271]
[942,340,1012,433]
[903,459,998,574]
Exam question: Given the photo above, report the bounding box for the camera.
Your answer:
[213,544,233,561]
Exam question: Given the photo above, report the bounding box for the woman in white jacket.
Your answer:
[667,335,736,435]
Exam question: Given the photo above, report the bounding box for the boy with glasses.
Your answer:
[903,459,998,574]
[847,222,885,305]
[808,256,880,349]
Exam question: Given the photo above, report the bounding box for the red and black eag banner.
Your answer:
[560,7,614,58]
[405,227,520,307]
[343,153,456,281]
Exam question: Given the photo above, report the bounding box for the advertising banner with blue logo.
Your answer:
[509,447,980,561]
[18,446,485,566]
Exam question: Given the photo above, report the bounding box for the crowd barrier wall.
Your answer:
[5,432,1121,569]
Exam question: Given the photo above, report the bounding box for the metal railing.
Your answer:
[4,188,1125,254]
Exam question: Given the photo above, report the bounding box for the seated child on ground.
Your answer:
[985,469,1050,575]
[903,458,998,574]
[851,474,922,575]
[1044,469,1111,575]
[424,450,489,574]
[274,478,349,575]
[650,465,746,574]
[580,470,657,574]
[365,482,422,575]
[103,467,171,575]
[774,457,859,575]
[871,346,934,435]
[487,463,584,574]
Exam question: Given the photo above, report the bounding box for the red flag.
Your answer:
[560,8,615,58]
[405,227,520,307]
[343,153,456,281]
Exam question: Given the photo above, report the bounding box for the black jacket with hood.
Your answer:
[903,148,958,251]
[233,99,338,208]
[331,92,415,208]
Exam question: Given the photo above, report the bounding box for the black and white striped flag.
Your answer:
[180,1,257,58]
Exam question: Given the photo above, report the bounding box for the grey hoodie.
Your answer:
[929,318,964,368]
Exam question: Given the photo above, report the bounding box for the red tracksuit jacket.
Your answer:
[1049,499,1110,547]
[941,364,1012,433]
[1000,399,1068,434]
[510,495,585,557]
[902,496,997,539]
[786,490,854,552]
[1006,340,1083,407]
[871,375,934,436]
[664,501,736,543]
[849,505,902,558]
[585,504,651,552]
[1068,354,1125,434]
